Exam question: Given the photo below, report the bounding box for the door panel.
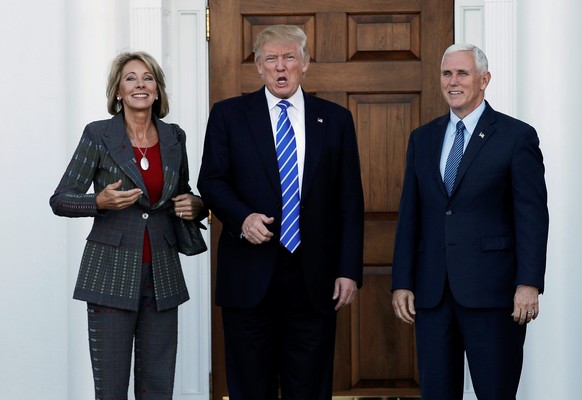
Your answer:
[209,1,453,398]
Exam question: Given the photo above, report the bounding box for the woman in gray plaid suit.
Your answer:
[50,51,206,400]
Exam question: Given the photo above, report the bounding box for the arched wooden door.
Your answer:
[208,1,453,398]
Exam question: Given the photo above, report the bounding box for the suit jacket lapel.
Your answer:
[451,102,497,196]
[301,93,326,200]
[432,115,450,198]
[102,114,149,200]
[245,89,282,195]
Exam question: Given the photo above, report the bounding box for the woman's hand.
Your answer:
[172,193,204,220]
[96,180,143,210]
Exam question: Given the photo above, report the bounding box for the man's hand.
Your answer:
[333,277,357,311]
[512,285,539,325]
[241,213,274,244]
[96,180,142,210]
[392,289,416,324]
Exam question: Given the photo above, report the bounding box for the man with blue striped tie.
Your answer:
[198,25,364,400]
[391,43,549,399]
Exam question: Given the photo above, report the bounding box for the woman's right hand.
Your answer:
[96,180,143,210]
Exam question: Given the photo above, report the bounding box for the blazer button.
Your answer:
[142,213,149,220]
[445,210,452,216]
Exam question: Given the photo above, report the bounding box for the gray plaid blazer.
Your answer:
[50,113,191,311]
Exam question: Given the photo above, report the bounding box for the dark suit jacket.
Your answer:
[198,88,364,314]
[392,101,549,308]
[50,113,191,311]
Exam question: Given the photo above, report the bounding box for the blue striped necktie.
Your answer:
[443,120,465,196]
[276,100,301,252]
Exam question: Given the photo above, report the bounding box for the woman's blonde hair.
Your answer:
[106,51,169,117]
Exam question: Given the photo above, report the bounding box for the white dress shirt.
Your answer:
[265,86,306,195]
[439,100,486,179]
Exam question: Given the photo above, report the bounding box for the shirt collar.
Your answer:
[449,100,486,135]
[265,86,305,113]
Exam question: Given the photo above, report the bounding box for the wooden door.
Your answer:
[208,1,453,398]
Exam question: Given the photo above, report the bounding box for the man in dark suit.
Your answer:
[197,25,364,400]
[392,43,549,399]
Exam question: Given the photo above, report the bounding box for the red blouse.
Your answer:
[133,142,163,262]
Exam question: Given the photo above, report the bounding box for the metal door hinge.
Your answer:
[206,6,210,41]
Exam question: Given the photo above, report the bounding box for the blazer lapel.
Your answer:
[301,94,326,200]
[101,114,182,210]
[102,114,149,200]
[154,117,182,209]
[245,89,282,195]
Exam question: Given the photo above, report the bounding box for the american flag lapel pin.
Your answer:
[317,117,323,123]
[478,132,485,139]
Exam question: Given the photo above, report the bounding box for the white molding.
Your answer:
[454,2,518,397]
[129,1,210,399]
[455,0,516,116]
[455,0,485,47]
[168,1,211,399]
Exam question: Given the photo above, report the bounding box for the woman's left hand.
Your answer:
[172,194,204,221]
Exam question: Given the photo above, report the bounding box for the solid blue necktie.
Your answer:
[443,120,465,196]
[276,100,301,252]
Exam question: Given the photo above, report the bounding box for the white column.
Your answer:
[129,0,166,60]
[516,0,582,398]
[65,1,131,399]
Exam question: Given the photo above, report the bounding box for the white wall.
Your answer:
[0,1,209,399]
[0,1,69,399]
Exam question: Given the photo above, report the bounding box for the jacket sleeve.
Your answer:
[337,110,365,285]
[49,125,102,218]
[511,125,549,292]
[172,123,208,222]
[391,131,420,292]
[197,102,256,232]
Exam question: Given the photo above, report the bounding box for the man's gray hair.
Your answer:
[442,43,488,74]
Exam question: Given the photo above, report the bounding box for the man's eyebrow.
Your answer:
[441,68,471,74]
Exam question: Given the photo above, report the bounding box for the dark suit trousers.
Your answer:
[415,283,526,400]
[221,246,337,400]
[87,263,178,400]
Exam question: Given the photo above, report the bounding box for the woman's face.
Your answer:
[117,60,158,113]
